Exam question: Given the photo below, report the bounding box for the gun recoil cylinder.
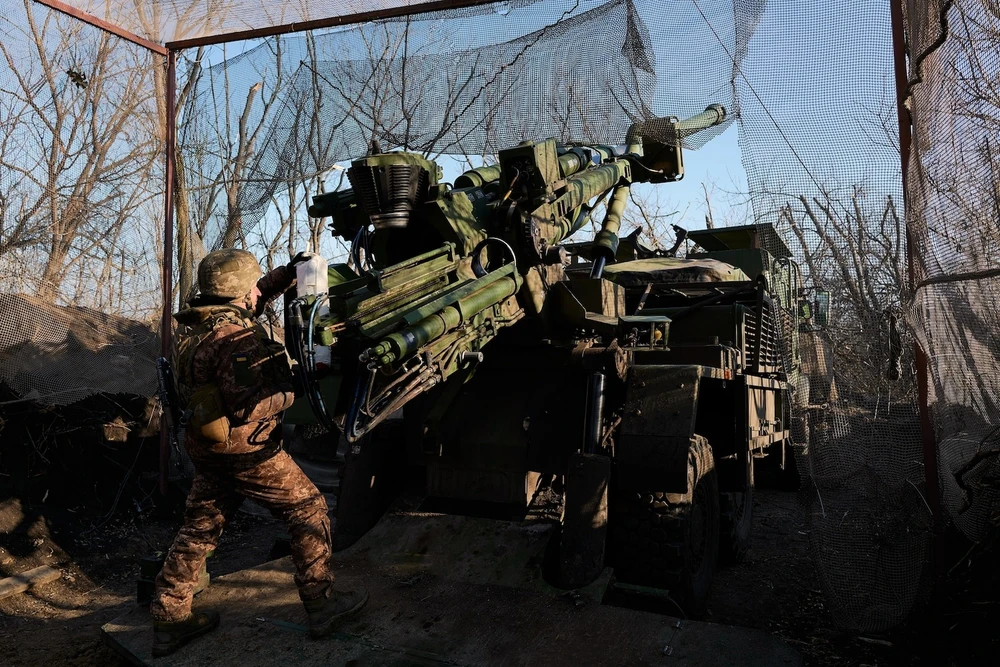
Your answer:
[367,271,520,367]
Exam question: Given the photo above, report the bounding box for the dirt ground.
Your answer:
[0,489,986,667]
[0,498,280,667]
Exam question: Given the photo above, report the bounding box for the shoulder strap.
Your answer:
[173,307,253,401]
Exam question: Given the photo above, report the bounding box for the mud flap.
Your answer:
[617,365,704,493]
[334,421,407,550]
[557,452,610,589]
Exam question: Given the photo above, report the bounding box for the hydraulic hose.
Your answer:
[306,294,335,431]
[287,296,336,433]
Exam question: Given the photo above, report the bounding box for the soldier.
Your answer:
[150,248,368,657]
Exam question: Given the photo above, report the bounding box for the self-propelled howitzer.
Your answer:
[286,102,826,616]
[288,104,726,442]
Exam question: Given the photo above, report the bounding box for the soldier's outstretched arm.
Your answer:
[197,324,295,423]
[253,266,295,318]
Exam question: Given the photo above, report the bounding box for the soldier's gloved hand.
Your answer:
[287,251,317,270]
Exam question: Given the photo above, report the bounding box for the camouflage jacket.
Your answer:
[172,267,295,468]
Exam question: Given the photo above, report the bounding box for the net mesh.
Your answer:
[173,0,928,631]
[46,0,582,45]
[907,0,1000,544]
[178,0,745,266]
[0,0,164,404]
[3,0,999,635]
[734,1,932,631]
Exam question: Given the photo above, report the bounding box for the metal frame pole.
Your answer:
[889,0,943,570]
[166,0,499,50]
[30,0,167,55]
[159,48,177,496]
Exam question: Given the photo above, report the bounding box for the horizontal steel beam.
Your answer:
[166,0,507,50]
[31,0,168,55]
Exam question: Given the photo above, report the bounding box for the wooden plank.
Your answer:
[102,503,802,666]
[102,557,803,667]
[0,565,61,600]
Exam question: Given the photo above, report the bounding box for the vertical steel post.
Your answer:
[159,49,177,496]
[889,0,943,569]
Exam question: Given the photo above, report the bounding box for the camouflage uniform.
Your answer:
[150,265,334,623]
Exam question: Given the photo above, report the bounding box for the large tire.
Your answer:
[610,435,720,618]
[719,455,753,564]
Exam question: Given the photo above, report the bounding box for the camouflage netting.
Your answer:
[3,0,999,634]
[176,0,743,272]
[0,294,159,404]
[174,0,927,631]
[733,1,930,631]
[906,0,1000,544]
[0,0,165,405]
[35,1,549,45]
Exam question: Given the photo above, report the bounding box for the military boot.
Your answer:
[152,610,220,657]
[303,586,370,638]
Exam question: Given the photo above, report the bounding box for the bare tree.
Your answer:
[782,189,910,397]
[0,1,160,309]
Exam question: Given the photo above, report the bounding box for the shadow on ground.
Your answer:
[0,496,282,667]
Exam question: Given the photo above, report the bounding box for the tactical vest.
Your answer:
[172,304,290,445]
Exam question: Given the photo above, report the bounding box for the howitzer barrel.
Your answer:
[674,103,727,140]
[626,104,727,150]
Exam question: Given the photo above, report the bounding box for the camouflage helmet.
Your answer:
[197,248,261,300]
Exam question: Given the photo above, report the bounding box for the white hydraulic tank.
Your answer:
[295,253,331,367]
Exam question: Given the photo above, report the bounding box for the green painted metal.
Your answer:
[549,162,631,242]
[288,105,731,438]
[593,184,630,259]
[350,152,443,184]
[369,266,521,366]
[454,165,501,188]
[675,103,727,140]
[402,263,518,327]
[426,188,489,256]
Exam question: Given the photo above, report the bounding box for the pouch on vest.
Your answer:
[254,324,294,387]
[188,383,231,443]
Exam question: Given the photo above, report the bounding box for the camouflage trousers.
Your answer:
[150,450,334,622]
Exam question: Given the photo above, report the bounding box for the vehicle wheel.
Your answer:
[719,455,753,564]
[610,435,720,618]
[334,419,407,550]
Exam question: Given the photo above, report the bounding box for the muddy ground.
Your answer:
[0,488,991,666]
